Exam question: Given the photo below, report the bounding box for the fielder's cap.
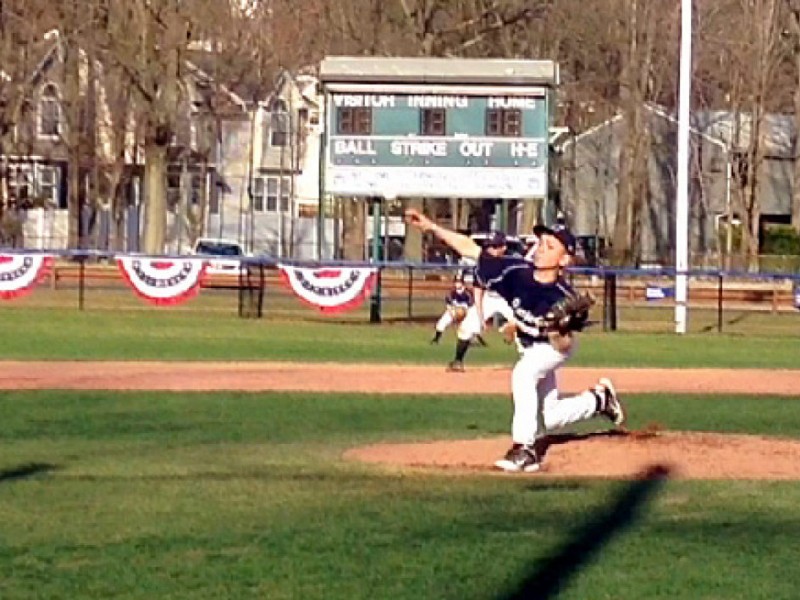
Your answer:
[533,223,577,255]
[485,230,508,247]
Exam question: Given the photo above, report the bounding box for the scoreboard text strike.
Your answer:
[324,90,550,199]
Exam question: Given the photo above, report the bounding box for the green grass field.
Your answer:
[2,391,800,599]
[0,306,798,368]
[1,302,799,598]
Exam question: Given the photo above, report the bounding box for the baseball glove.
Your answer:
[542,291,595,335]
[450,306,468,323]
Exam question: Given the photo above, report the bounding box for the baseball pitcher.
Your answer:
[407,208,626,473]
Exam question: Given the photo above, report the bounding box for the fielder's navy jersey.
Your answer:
[475,252,573,347]
[445,288,474,308]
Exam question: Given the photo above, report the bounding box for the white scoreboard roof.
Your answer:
[319,56,558,87]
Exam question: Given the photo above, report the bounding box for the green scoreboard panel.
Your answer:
[323,85,551,199]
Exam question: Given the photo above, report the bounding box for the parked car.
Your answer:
[192,237,247,275]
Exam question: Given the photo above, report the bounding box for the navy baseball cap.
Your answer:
[533,223,577,255]
[485,231,507,247]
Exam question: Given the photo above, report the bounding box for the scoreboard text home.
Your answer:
[318,57,559,199]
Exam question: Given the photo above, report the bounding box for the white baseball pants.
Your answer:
[480,291,514,323]
[510,339,597,446]
[435,309,455,332]
[456,306,482,341]
[435,306,482,341]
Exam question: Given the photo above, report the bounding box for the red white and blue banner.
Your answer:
[278,265,377,314]
[0,254,54,299]
[117,257,207,306]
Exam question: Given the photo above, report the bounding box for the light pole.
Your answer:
[675,0,693,334]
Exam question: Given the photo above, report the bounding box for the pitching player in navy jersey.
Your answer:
[406,208,625,473]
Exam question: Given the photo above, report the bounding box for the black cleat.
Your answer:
[494,445,541,473]
[595,378,626,426]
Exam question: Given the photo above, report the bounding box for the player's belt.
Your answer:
[519,336,549,347]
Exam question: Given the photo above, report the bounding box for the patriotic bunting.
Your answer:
[116,257,207,306]
[278,265,377,314]
[0,254,54,299]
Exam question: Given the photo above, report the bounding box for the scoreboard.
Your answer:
[319,58,557,199]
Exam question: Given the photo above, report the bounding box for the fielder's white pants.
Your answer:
[457,306,482,341]
[480,291,514,323]
[435,306,482,341]
[510,340,597,446]
[435,310,454,332]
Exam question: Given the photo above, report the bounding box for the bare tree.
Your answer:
[0,0,53,244]
[54,0,100,250]
[724,0,786,269]
[610,0,662,264]
[787,0,800,233]
[101,0,190,254]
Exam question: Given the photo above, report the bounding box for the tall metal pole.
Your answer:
[317,91,327,260]
[675,0,693,334]
[369,196,383,323]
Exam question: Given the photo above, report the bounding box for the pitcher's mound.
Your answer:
[345,429,800,480]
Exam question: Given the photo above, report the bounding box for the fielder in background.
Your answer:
[406,208,626,473]
[473,231,516,336]
[430,274,486,372]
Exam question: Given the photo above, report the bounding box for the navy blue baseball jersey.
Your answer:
[475,252,573,347]
[445,288,474,309]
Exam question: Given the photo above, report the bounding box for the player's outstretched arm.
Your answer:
[405,208,481,260]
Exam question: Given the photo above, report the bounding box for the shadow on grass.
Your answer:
[0,463,58,484]
[498,464,671,600]
[699,311,751,334]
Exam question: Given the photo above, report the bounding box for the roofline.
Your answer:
[184,60,248,112]
[258,68,320,111]
[27,39,61,87]
[319,56,558,86]
[644,103,729,150]
[559,103,729,151]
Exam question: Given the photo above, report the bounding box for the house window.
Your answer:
[266,178,279,211]
[37,166,58,205]
[7,165,32,206]
[486,108,522,137]
[421,108,446,136]
[253,176,290,213]
[270,100,289,147]
[336,107,372,135]
[166,170,203,210]
[252,178,265,212]
[38,84,61,137]
[166,172,181,209]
